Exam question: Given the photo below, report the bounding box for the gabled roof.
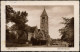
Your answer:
[29,26,37,33]
[41,8,48,17]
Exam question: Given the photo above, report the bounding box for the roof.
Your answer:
[29,26,37,33]
[41,8,48,17]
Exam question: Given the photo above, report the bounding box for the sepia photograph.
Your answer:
[1,1,79,51]
[6,5,74,47]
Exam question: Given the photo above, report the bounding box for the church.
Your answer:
[28,8,50,45]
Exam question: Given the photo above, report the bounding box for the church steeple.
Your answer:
[41,8,48,17]
[40,7,49,40]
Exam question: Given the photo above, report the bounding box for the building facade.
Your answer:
[40,8,49,40]
[28,8,50,45]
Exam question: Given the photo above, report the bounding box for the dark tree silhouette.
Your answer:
[59,17,74,47]
[6,5,29,44]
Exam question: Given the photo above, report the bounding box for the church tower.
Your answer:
[40,8,49,39]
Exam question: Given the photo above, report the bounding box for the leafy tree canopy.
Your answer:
[6,5,30,43]
[59,17,74,46]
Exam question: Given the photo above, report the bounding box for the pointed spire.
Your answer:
[41,7,48,17]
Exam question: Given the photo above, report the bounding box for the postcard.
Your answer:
[1,1,79,51]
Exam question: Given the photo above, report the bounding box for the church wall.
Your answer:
[28,32,33,41]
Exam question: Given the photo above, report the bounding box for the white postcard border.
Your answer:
[1,1,79,51]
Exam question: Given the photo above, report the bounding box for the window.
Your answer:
[42,17,45,19]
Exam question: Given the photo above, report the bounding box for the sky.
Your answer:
[8,5,74,39]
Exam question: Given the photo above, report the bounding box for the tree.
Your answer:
[6,5,15,23]
[59,17,74,47]
[6,5,29,44]
[6,5,15,42]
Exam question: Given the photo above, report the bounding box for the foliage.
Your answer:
[59,17,74,46]
[6,5,15,23]
[6,5,29,44]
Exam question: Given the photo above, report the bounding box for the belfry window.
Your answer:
[42,17,45,19]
